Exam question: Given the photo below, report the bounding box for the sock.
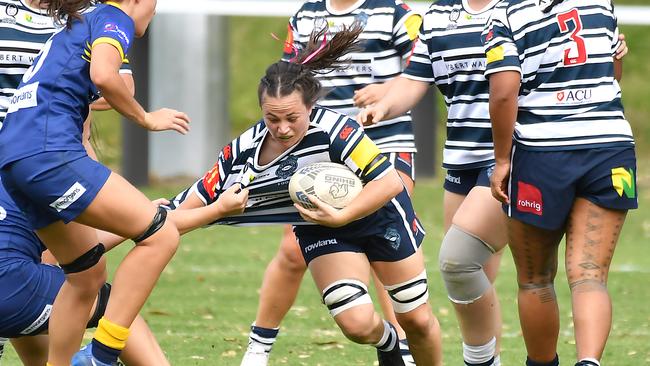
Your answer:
[0,337,6,359]
[577,358,600,366]
[493,354,501,366]
[91,317,130,364]
[463,337,496,366]
[526,354,559,366]
[248,323,279,353]
[374,320,398,352]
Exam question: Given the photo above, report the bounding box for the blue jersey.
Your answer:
[285,0,422,153]
[0,179,42,262]
[483,0,633,150]
[167,106,422,229]
[0,2,134,167]
[403,0,499,169]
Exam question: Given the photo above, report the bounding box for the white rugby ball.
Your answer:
[289,162,363,209]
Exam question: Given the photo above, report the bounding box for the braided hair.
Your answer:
[258,22,364,107]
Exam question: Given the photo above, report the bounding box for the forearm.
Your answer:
[488,72,520,162]
[168,205,225,235]
[339,169,403,223]
[376,77,429,119]
[95,75,146,127]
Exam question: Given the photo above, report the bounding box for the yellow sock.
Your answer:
[93,317,130,350]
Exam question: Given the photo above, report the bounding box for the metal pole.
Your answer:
[120,32,150,186]
[412,88,437,178]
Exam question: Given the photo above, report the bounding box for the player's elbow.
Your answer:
[90,67,117,92]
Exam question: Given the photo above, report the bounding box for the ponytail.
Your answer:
[258,22,364,106]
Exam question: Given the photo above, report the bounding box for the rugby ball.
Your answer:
[289,162,363,209]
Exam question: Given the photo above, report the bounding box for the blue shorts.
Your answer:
[0,259,64,337]
[443,165,494,195]
[507,145,638,230]
[388,152,416,182]
[0,151,111,229]
[294,190,425,264]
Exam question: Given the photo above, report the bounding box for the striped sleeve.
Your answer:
[195,141,237,204]
[328,117,392,183]
[483,3,521,77]
[392,1,422,57]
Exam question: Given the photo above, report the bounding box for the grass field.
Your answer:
[3,2,650,365]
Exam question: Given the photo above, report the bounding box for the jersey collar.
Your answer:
[326,0,366,15]
[462,0,500,15]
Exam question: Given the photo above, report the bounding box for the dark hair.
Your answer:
[258,22,364,107]
[41,0,106,28]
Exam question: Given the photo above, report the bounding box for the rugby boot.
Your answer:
[240,341,270,366]
[399,339,416,365]
[71,344,123,366]
[376,339,406,366]
[575,361,599,366]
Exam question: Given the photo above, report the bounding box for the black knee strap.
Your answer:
[132,206,168,243]
[86,283,111,328]
[60,243,105,274]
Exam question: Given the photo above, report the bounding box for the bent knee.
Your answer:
[396,307,435,338]
[277,237,305,272]
[335,310,377,343]
[65,257,108,294]
[139,220,180,256]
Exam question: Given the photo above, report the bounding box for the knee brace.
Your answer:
[87,283,111,328]
[132,206,168,243]
[60,243,105,274]
[385,270,429,313]
[439,225,495,304]
[322,279,372,317]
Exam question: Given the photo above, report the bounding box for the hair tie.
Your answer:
[300,32,328,65]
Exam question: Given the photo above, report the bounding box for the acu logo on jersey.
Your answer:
[276,155,298,179]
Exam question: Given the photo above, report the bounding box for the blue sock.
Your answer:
[91,339,121,364]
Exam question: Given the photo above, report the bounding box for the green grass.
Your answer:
[3,7,649,366]
[2,179,649,365]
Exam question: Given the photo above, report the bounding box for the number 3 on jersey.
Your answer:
[557,8,587,66]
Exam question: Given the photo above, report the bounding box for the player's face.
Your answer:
[261,91,312,148]
[132,0,157,37]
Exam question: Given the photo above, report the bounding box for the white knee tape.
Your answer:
[322,279,372,317]
[384,270,429,313]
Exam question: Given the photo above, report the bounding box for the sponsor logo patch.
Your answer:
[445,172,461,185]
[50,182,87,212]
[8,82,39,113]
[555,89,592,104]
[339,125,355,141]
[611,167,635,198]
[384,227,402,250]
[304,238,338,253]
[20,304,52,335]
[0,205,6,221]
[516,181,543,216]
[103,22,130,46]
[486,45,505,64]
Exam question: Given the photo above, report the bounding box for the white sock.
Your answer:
[579,358,600,366]
[247,323,279,353]
[374,320,397,352]
[463,337,497,365]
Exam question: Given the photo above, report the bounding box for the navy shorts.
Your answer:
[0,259,64,337]
[294,190,425,264]
[388,152,416,182]
[508,145,638,230]
[0,151,111,229]
[443,165,494,195]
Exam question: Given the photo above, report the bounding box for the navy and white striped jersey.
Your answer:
[0,0,56,126]
[168,106,404,226]
[483,0,633,150]
[284,0,422,153]
[403,0,500,170]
